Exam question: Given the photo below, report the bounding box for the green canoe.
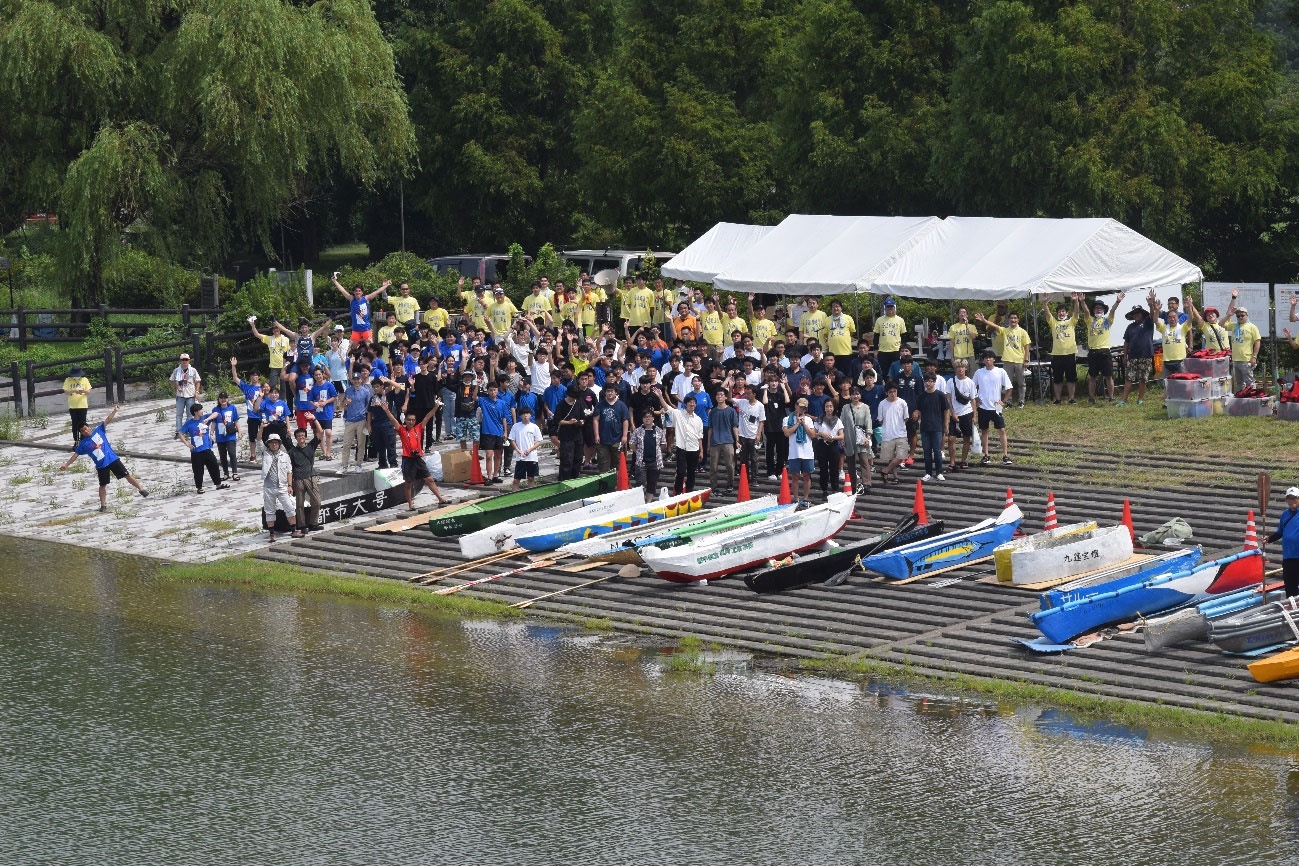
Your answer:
[428,471,617,537]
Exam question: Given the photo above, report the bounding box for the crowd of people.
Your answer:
[57,274,1278,528]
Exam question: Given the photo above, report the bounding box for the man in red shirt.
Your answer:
[377,394,450,510]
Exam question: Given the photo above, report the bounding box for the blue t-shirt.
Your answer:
[514,390,539,421]
[75,423,119,469]
[209,405,240,442]
[293,376,314,411]
[402,354,419,378]
[260,399,289,425]
[860,383,885,426]
[180,418,213,452]
[237,380,259,416]
[591,366,607,388]
[597,399,631,444]
[370,358,389,382]
[708,406,739,445]
[350,297,372,332]
[478,393,513,438]
[806,393,831,419]
[309,381,338,423]
[691,390,713,427]
[543,383,568,415]
[342,384,372,422]
[439,341,464,366]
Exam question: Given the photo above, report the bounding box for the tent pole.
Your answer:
[1031,293,1042,404]
[1271,281,1278,391]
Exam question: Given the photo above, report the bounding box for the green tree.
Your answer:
[0,0,414,303]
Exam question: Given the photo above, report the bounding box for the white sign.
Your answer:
[1203,282,1271,337]
[1274,285,1299,340]
[1092,291,1167,349]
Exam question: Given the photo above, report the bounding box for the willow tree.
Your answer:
[0,0,414,302]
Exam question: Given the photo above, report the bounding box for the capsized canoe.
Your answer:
[428,471,617,536]
[641,493,857,584]
[1248,646,1299,682]
[994,522,1133,585]
[557,495,780,562]
[514,489,710,552]
[859,504,1022,581]
[1039,548,1202,611]
[1144,584,1284,653]
[744,516,947,593]
[1031,549,1262,644]
[458,487,648,558]
[1207,597,1299,655]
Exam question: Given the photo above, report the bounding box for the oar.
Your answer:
[1259,471,1271,563]
[412,549,519,584]
[432,558,562,595]
[825,512,920,587]
[511,564,641,609]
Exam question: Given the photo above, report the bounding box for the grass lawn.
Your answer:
[316,242,371,271]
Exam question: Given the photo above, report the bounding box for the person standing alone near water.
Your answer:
[58,404,148,511]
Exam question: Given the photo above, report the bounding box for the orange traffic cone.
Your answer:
[616,451,630,491]
[913,479,928,526]
[777,467,792,505]
[1005,487,1015,509]
[843,470,853,494]
[1043,492,1058,531]
[467,441,486,486]
[1121,498,1136,546]
[1244,509,1259,550]
[737,464,751,502]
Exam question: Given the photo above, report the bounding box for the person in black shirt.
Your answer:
[548,387,590,480]
[627,375,659,427]
[914,373,950,481]
[892,357,924,466]
[286,416,323,536]
[760,366,792,480]
[367,379,401,469]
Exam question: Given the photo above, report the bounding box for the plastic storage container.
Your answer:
[1223,395,1275,417]
[1210,396,1227,415]
[1183,356,1231,378]
[1277,401,1299,422]
[1166,398,1213,419]
[1164,377,1211,400]
[1208,375,1233,398]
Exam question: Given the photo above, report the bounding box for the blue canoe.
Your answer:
[1030,549,1264,644]
[859,504,1023,581]
[1038,548,1203,611]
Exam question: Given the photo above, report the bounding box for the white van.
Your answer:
[560,249,675,278]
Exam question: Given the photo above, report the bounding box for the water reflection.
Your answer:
[0,538,1298,865]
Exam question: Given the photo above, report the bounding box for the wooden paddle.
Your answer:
[433,558,562,595]
[511,565,641,609]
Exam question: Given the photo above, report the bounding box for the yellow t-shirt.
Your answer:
[377,325,397,345]
[391,296,421,324]
[652,289,670,324]
[459,290,480,315]
[559,297,580,327]
[723,315,750,337]
[1199,322,1229,352]
[1000,326,1031,364]
[825,313,856,355]
[700,309,724,347]
[424,306,449,333]
[63,377,91,410]
[468,297,489,330]
[1229,321,1261,363]
[580,290,604,326]
[802,310,830,344]
[1157,321,1191,362]
[872,314,906,353]
[752,318,778,349]
[522,294,554,319]
[948,322,977,359]
[1049,316,1077,356]
[1082,311,1112,350]
[487,299,519,336]
[990,317,1006,356]
[261,333,291,368]
[626,288,655,326]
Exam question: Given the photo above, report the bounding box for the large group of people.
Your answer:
[56,273,1279,529]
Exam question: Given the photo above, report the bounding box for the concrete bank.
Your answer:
[257,460,1299,724]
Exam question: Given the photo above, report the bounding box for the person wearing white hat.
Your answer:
[1222,288,1262,392]
[1267,487,1299,597]
[170,352,202,431]
[260,433,295,541]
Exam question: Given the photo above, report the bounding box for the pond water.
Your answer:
[3,538,1299,865]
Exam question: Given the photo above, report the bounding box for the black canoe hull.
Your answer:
[743,519,946,593]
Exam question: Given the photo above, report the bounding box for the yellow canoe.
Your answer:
[1247,646,1299,683]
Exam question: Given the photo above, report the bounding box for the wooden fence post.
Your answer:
[24,360,35,415]
[10,362,21,418]
[16,307,25,352]
[182,303,191,329]
[102,348,114,407]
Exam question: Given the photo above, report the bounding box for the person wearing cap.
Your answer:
[59,404,148,510]
[260,432,295,540]
[177,403,228,494]
[1267,488,1299,597]
[1117,296,1156,406]
[976,310,1031,408]
[871,298,907,376]
[1081,293,1121,403]
[170,352,202,432]
[1223,288,1263,392]
[63,364,92,444]
[972,350,1013,465]
[332,274,388,343]
[486,286,519,341]
[206,391,241,482]
[782,396,818,505]
[1047,294,1082,404]
[1186,295,1229,355]
[337,369,372,472]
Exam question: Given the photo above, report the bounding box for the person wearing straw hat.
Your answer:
[260,432,295,541]
[63,364,92,443]
[1266,487,1299,598]
[1116,301,1155,406]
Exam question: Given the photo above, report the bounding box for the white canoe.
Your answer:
[459,487,647,558]
[640,493,856,583]
[558,494,780,561]
[993,522,1133,586]
[514,488,711,552]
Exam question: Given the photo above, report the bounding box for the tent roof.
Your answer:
[712,215,940,296]
[659,222,775,282]
[869,217,1203,300]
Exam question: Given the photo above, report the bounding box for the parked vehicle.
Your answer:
[427,254,531,284]
[559,249,675,278]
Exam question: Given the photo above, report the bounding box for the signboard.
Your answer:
[261,485,406,530]
[1274,285,1299,340]
[1203,282,1271,337]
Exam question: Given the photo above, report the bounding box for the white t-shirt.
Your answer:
[665,407,703,452]
[973,365,1012,410]
[815,417,843,443]
[508,421,543,462]
[785,413,816,460]
[734,398,766,440]
[529,360,551,396]
[879,397,908,441]
[172,365,201,398]
[948,375,976,418]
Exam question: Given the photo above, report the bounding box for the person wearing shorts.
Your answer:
[507,407,543,490]
[876,384,909,484]
[59,405,149,511]
[376,394,449,510]
[1117,304,1155,406]
[972,351,1012,465]
[1048,294,1082,404]
[946,359,976,471]
[782,397,817,506]
[260,433,295,540]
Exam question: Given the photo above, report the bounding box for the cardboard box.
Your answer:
[440,449,476,483]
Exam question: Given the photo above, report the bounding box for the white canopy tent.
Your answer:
[711,214,941,296]
[869,216,1203,300]
[660,222,775,282]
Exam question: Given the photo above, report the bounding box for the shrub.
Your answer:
[334,252,462,309]
[217,273,313,333]
[102,249,200,308]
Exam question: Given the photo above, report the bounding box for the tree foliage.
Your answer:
[0,0,414,301]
